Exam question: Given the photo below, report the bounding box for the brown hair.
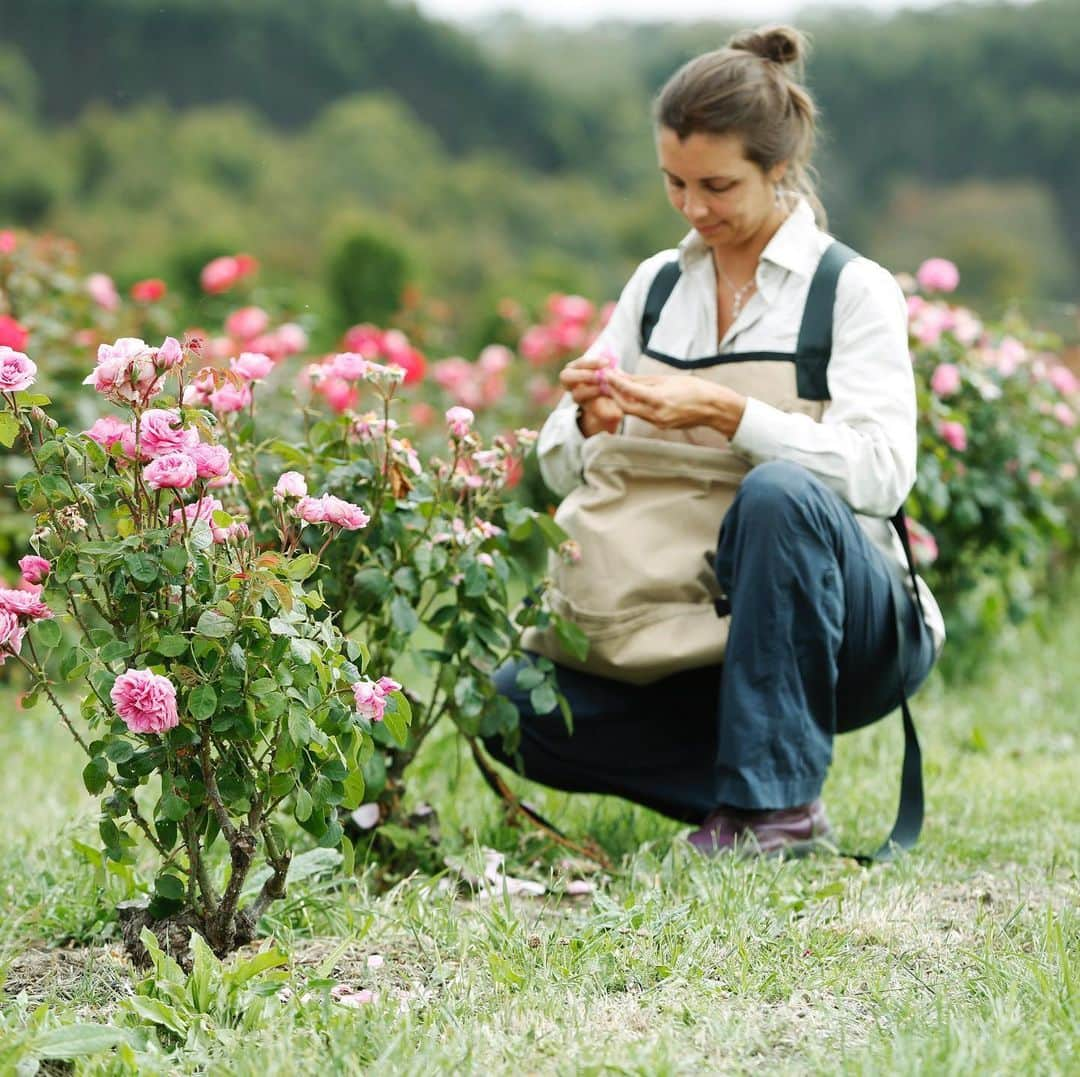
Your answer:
[654,25,825,226]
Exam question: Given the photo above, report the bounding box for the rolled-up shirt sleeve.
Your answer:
[536,253,669,497]
[730,260,916,517]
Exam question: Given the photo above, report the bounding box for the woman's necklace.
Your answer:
[715,260,758,320]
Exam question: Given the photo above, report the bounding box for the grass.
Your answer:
[1,593,1078,1074]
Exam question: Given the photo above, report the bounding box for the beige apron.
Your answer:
[523,242,856,684]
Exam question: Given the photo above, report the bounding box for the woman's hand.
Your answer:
[607,370,748,439]
[559,354,624,437]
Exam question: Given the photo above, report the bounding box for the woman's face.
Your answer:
[656,127,787,252]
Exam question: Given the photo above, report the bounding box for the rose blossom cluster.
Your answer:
[352,676,402,723]
[304,346,412,415]
[195,305,308,370]
[0,575,54,664]
[83,406,234,492]
[517,293,615,367]
[433,345,512,410]
[341,324,426,385]
[82,336,184,404]
[110,669,180,734]
[294,493,370,531]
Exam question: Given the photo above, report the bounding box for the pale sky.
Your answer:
[413,0,1034,27]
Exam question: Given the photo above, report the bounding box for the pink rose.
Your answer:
[0,609,26,664]
[82,416,130,450]
[155,336,184,369]
[130,278,167,303]
[275,323,308,356]
[519,325,553,365]
[939,420,968,452]
[1049,365,1079,396]
[144,452,198,490]
[208,381,252,414]
[18,555,51,585]
[320,377,358,414]
[273,471,308,498]
[170,496,222,529]
[0,314,29,351]
[182,371,216,407]
[342,324,385,358]
[294,494,370,530]
[0,230,16,255]
[0,347,37,392]
[87,272,120,311]
[916,258,960,294]
[409,402,437,428]
[225,306,270,341]
[930,363,962,398]
[376,676,402,695]
[213,519,250,544]
[295,495,329,525]
[547,294,595,324]
[188,442,232,479]
[352,680,387,722]
[1053,403,1076,428]
[329,352,370,381]
[994,336,1027,376]
[110,669,180,734]
[136,409,200,457]
[201,256,241,295]
[0,586,53,620]
[433,357,472,393]
[478,345,513,376]
[231,351,274,382]
[350,412,397,441]
[84,338,161,403]
[446,406,475,438]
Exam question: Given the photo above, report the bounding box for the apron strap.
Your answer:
[638,260,682,357]
[795,240,858,400]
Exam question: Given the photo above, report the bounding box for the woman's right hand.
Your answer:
[559,354,624,437]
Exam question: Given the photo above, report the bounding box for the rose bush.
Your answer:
[0,337,407,962]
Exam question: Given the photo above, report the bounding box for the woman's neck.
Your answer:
[710,205,790,282]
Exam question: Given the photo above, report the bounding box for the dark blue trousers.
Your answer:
[486,460,937,822]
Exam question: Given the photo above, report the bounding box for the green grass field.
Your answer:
[1,593,1077,1074]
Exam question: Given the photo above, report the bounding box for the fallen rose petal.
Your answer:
[350,803,381,830]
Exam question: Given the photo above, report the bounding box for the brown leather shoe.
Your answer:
[686,799,833,857]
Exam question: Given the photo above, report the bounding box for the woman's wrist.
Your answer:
[708,386,748,440]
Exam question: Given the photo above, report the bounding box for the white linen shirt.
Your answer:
[537,198,945,651]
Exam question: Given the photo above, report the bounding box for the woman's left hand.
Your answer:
[607,370,748,439]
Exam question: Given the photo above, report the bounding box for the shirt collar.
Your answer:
[676,197,821,278]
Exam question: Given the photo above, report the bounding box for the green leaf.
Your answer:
[530,683,559,715]
[54,546,77,583]
[382,692,411,748]
[0,411,20,448]
[390,595,418,634]
[33,1024,130,1059]
[286,553,320,581]
[155,873,185,901]
[31,618,63,649]
[195,610,232,638]
[125,996,188,1037]
[534,513,569,549]
[555,620,590,663]
[515,664,545,692]
[162,546,189,574]
[188,685,218,720]
[124,552,159,585]
[155,634,188,657]
[464,561,488,597]
[82,757,109,796]
[100,639,134,663]
[158,792,190,822]
[342,767,366,810]
[294,786,313,822]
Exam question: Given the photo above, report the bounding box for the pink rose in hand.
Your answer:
[18,555,51,585]
[110,669,179,734]
[0,347,37,392]
[143,451,198,490]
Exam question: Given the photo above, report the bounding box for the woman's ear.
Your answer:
[769,160,790,186]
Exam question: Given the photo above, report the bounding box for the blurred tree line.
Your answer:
[0,0,1076,344]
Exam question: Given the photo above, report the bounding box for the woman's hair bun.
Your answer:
[728,25,806,67]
